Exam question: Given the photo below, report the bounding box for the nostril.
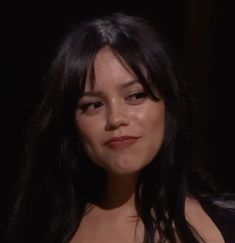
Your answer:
[105,111,129,130]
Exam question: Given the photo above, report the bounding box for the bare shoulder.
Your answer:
[185,197,225,242]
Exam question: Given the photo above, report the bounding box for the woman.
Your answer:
[9,13,234,243]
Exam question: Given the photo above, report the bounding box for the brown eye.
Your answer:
[126,92,147,104]
[79,101,103,112]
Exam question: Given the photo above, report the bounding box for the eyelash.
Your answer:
[79,92,147,113]
[79,101,103,112]
[127,91,147,101]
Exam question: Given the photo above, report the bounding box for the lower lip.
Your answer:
[105,138,139,150]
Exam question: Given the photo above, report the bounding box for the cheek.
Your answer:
[74,113,103,152]
[75,116,105,169]
[74,114,93,143]
[136,101,165,150]
[134,101,165,131]
[148,107,165,135]
[150,103,165,139]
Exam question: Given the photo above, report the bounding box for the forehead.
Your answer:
[94,46,121,68]
[85,47,136,91]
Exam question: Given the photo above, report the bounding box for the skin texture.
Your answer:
[75,47,165,176]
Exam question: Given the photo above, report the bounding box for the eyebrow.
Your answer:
[81,79,141,98]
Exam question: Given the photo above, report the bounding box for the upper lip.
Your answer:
[104,136,140,145]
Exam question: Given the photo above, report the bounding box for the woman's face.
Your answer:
[75,47,165,175]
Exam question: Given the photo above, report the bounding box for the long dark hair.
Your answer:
[9,13,216,243]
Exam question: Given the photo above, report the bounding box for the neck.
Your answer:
[99,172,138,210]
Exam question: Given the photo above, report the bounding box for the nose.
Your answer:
[105,100,129,130]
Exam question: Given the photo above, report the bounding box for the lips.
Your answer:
[104,136,140,149]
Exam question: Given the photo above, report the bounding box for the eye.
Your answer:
[126,92,147,104]
[79,101,103,113]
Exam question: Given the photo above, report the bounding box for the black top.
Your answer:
[201,199,235,243]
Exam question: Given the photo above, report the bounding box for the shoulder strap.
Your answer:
[200,199,235,243]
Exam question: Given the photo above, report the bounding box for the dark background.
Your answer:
[1,0,234,241]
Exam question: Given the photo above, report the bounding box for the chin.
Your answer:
[105,163,147,176]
